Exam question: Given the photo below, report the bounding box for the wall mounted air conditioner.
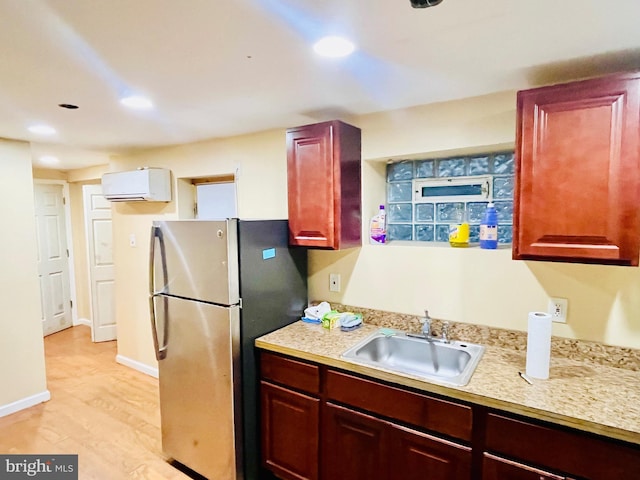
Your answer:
[101,167,171,202]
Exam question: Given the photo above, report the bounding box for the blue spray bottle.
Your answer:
[479,202,498,249]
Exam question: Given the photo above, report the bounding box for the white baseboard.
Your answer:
[116,354,159,378]
[0,390,51,418]
[73,317,91,327]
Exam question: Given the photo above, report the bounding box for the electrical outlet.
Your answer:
[548,297,568,323]
[329,273,341,292]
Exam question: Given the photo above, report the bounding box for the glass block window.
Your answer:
[387,182,412,202]
[415,224,434,241]
[415,160,435,178]
[388,203,412,223]
[386,151,515,244]
[414,203,434,222]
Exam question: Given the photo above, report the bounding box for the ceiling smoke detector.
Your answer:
[411,0,444,8]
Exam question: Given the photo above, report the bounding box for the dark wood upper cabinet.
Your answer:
[513,71,640,266]
[286,120,362,249]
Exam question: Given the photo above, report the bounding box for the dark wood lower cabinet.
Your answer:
[261,381,319,480]
[484,412,640,480]
[259,352,640,480]
[322,402,472,480]
[322,403,389,480]
[391,424,472,480]
[482,453,566,480]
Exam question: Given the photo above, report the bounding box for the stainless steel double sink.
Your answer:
[341,330,484,387]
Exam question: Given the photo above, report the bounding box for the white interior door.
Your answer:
[34,183,72,336]
[83,184,115,342]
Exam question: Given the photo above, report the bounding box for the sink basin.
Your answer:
[341,331,484,387]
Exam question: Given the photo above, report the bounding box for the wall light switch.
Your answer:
[129,234,136,247]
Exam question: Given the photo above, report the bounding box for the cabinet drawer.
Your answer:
[483,453,566,480]
[260,352,320,395]
[325,369,472,442]
[485,413,640,480]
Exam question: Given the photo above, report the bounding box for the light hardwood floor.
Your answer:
[0,325,198,479]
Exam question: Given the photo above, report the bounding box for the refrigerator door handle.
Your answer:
[149,225,169,295]
[149,294,168,360]
[149,225,169,360]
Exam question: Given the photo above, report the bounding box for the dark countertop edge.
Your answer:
[255,339,640,447]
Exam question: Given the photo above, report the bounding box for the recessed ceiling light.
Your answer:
[28,124,56,135]
[313,36,355,58]
[39,155,59,166]
[120,95,153,110]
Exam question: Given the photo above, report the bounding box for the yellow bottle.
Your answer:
[449,207,469,247]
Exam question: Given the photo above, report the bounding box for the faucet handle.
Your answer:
[420,311,432,337]
[441,321,450,343]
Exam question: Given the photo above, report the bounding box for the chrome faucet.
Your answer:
[414,310,450,344]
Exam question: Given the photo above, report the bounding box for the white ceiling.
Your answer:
[2,0,640,170]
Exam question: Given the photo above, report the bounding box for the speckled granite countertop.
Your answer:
[256,321,640,446]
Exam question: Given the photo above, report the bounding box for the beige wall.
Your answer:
[67,180,95,320]
[32,168,68,181]
[3,90,637,407]
[111,130,290,366]
[0,140,48,406]
[310,91,640,349]
[67,164,110,183]
[66,164,109,322]
[109,90,640,372]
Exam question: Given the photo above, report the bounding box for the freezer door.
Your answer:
[156,295,242,480]
[151,220,239,305]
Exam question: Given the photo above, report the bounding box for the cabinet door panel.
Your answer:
[261,381,319,480]
[514,72,640,265]
[391,424,472,480]
[287,123,335,247]
[483,453,565,480]
[322,403,389,480]
[287,120,361,249]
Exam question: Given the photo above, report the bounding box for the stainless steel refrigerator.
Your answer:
[149,219,307,480]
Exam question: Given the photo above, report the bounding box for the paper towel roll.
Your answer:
[525,311,552,379]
